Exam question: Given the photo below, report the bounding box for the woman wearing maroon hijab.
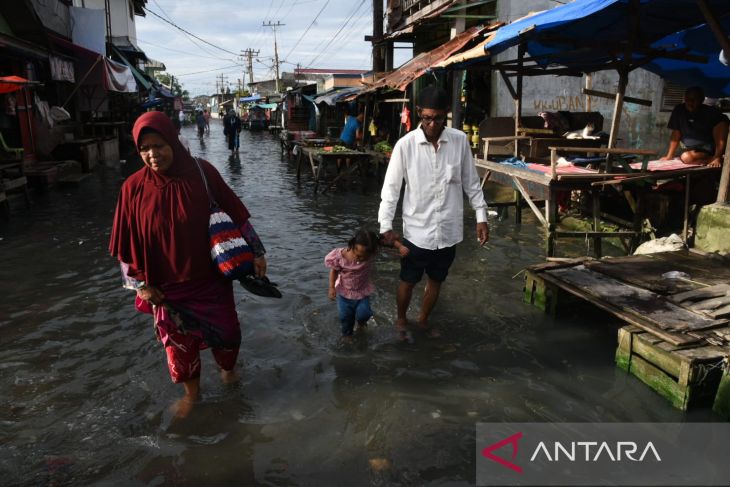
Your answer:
[110,111,267,417]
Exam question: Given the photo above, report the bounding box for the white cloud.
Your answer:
[135,0,407,95]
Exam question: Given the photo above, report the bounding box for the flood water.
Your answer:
[0,120,715,486]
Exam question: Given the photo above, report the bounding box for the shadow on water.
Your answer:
[0,120,712,485]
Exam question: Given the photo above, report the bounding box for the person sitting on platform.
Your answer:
[661,86,729,168]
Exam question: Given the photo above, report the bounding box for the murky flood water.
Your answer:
[0,121,713,486]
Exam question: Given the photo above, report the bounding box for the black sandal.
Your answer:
[239,275,282,298]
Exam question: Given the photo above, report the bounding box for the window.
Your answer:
[660,80,686,112]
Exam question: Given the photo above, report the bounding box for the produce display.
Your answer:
[321,145,351,153]
[374,141,392,153]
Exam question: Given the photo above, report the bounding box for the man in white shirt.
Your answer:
[379,85,489,340]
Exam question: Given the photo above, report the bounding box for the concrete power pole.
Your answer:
[263,21,285,93]
[240,48,260,91]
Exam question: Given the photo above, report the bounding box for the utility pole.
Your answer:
[263,21,285,93]
[372,0,385,73]
[240,48,260,91]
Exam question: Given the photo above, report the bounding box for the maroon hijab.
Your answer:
[109,111,250,285]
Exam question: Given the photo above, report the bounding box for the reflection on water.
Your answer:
[0,120,707,485]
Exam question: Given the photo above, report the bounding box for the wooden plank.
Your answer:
[713,363,730,419]
[548,146,657,156]
[546,265,725,334]
[632,332,683,378]
[539,271,699,346]
[673,284,730,304]
[475,159,552,185]
[708,304,730,319]
[629,354,688,409]
[691,295,730,311]
[581,88,652,107]
[586,253,730,294]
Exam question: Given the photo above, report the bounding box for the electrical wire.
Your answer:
[306,0,367,68]
[143,7,240,57]
[176,63,246,77]
[149,0,230,60]
[282,0,330,62]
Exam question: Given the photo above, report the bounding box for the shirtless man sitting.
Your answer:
[662,86,729,168]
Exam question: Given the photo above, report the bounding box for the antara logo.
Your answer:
[481,432,524,473]
[482,433,662,473]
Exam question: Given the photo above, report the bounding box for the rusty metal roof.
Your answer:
[357,24,493,95]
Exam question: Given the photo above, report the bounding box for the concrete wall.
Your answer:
[73,0,139,46]
[491,0,672,154]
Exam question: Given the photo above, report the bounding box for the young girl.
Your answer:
[324,229,380,342]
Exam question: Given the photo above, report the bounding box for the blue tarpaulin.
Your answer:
[239,94,263,103]
[643,18,730,97]
[483,0,730,72]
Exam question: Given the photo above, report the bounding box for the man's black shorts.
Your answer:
[399,239,456,284]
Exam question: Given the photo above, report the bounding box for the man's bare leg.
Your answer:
[396,280,416,339]
[680,150,712,165]
[417,278,443,337]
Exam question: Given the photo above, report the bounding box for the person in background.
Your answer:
[195,110,206,139]
[662,86,729,167]
[172,117,190,153]
[178,109,185,126]
[203,109,211,133]
[223,109,242,154]
[378,85,489,342]
[339,105,364,148]
[109,111,268,418]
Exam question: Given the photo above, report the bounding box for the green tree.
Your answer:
[155,72,189,100]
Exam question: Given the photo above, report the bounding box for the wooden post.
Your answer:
[683,174,691,243]
[607,68,628,150]
[592,189,602,258]
[546,193,558,257]
[585,73,592,112]
[514,44,525,157]
[717,130,730,203]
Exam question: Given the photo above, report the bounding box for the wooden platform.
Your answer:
[477,156,720,257]
[617,325,727,410]
[524,250,730,412]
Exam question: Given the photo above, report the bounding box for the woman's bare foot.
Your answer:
[170,395,196,418]
[341,335,354,345]
[220,369,239,384]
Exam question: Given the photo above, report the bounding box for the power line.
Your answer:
[306,0,367,68]
[137,39,234,62]
[282,0,329,62]
[143,7,240,57]
[149,0,231,61]
[176,63,244,77]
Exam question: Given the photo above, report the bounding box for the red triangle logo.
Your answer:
[481,431,523,473]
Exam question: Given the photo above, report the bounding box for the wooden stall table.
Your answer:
[296,146,371,194]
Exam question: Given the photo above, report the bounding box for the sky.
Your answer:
[135,0,411,96]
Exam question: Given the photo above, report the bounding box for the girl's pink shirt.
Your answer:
[324,247,375,300]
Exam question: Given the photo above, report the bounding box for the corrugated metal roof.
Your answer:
[355,24,494,95]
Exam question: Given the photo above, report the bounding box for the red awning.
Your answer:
[0,76,34,94]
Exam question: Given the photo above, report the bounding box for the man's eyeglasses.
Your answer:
[420,115,446,125]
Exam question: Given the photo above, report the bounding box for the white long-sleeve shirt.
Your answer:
[378,126,488,250]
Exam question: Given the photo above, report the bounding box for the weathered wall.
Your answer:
[490,0,672,154]
[73,0,139,46]
[30,0,71,37]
